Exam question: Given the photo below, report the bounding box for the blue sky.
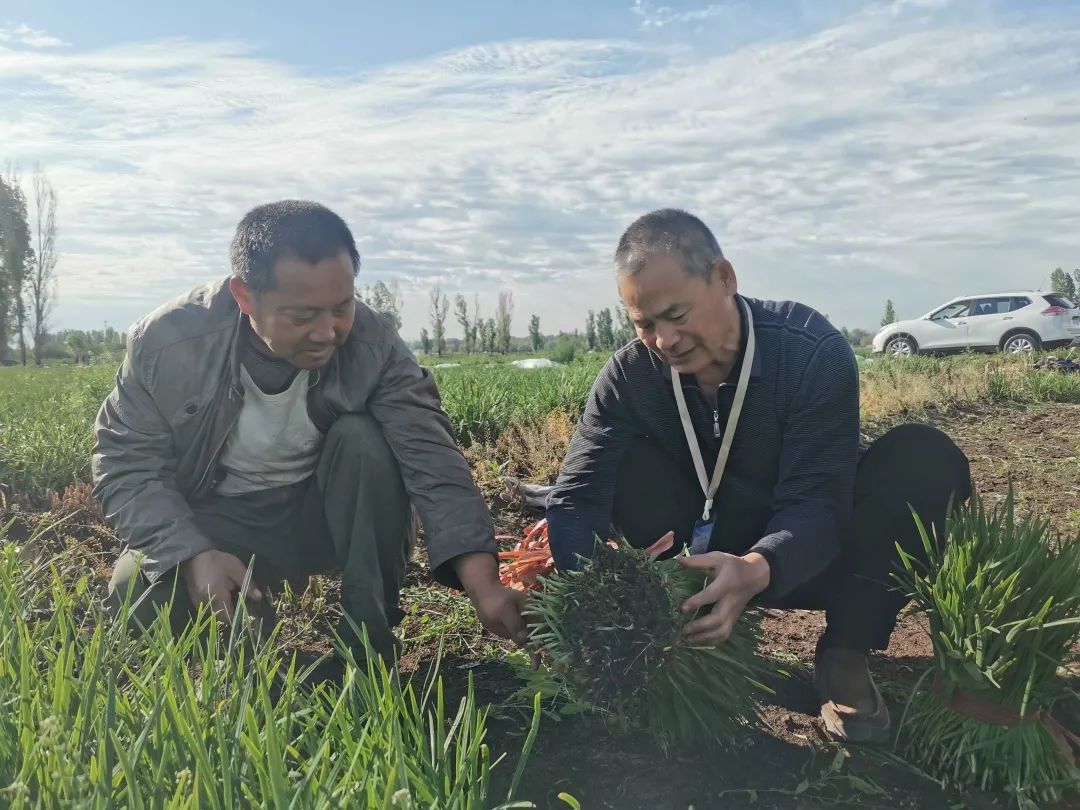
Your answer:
[2,0,1079,339]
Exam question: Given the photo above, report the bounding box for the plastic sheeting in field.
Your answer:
[510,358,561,369]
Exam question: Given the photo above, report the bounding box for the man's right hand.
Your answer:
[179,549,262,621]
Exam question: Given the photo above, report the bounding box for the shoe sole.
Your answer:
[820,701,892,744]
[814,650,892,745]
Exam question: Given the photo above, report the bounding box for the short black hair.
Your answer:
[614,208,723,280]
[230,200,360,294]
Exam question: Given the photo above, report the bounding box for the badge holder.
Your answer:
[690,516,715,556]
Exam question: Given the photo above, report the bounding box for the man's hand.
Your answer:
[677,551,771,646]
[453,551,538,664]
[179,549,262,622]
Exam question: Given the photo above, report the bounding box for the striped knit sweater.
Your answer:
[545,295,861,601]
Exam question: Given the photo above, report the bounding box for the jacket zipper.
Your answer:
[713,409,721,439]
[193,383,244,496]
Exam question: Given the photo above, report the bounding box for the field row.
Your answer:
[2,352,1079,505]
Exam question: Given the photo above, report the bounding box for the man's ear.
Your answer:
[712,258,738,293]
[229,276,255,315]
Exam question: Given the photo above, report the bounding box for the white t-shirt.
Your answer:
[215,365,324,496]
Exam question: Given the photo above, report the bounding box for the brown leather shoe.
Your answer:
[814,645,891,744]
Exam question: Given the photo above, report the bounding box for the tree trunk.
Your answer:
[16,310,26,366]
[0,310,9,365]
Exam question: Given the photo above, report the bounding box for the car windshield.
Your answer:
[931,301,970,320]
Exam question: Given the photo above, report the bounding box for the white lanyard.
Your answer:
[671,297,755,522]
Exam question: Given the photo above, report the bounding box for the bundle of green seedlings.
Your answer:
[526,539,771,748]
[895,491,1080,804]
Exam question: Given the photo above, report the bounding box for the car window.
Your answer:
[931,301,971,320]
[972,297,1012,316]
[1043,294,1076,310]
[1009,297,1032,312]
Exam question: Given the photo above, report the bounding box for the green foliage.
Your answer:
[584,311,596,351]
[0,365,116,502]
[430,360,603,446]
[526,542,771,749]
[548,338,578,365]
[454,294,477,354]
[0,174,34,365]
[360,280,403,330]
[0,531,539,809]
[496,292,513,355]
[845,327,874,347]
[881,299,896,327]
[528,315,542,352]
[480,318,497,354]
[1049,267,1076,300]
[894,491,1080,803]
[6,352,1080,506]
[595,308,614,350]
[614,304,635,347]
[429,287,449,357]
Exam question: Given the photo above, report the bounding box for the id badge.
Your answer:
[690,517,715,556]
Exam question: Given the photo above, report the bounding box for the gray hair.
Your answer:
[614,208,724,280]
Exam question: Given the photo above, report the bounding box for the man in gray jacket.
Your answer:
[94,200,527,661]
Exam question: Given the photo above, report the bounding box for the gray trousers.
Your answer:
[106,414,414,659]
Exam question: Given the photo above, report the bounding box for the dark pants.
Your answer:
[106,414,414,660]
[610,423,972,652]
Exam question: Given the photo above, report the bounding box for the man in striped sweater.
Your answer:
[545,209,972,742]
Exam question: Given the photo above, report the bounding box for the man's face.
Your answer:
[230,251,356,369]
[617,252,739,376]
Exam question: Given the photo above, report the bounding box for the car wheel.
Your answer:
[885,335,918,357]
[1001,332,1040,354]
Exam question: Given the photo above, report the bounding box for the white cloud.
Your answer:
[1,3,1078,340]
[630,1,728,29]
[0,23,68,48]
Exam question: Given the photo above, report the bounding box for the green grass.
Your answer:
[4,351,1080,504]
[430,360,604,446]
[0,524,540,809]
[0,365,116,502]
[860,351,1080,419]
[0,359,604,501]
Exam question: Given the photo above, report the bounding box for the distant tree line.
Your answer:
[10,170,1075,366]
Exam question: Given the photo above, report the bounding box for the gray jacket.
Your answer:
[92,278,495,588]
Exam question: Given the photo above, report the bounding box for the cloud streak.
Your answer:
[0,1,1078,338]
[630,1,728,30]
[0,24,68,48]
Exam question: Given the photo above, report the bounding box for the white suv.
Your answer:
[872,292,1080,357]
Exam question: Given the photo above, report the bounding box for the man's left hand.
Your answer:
[677,551,771,646]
